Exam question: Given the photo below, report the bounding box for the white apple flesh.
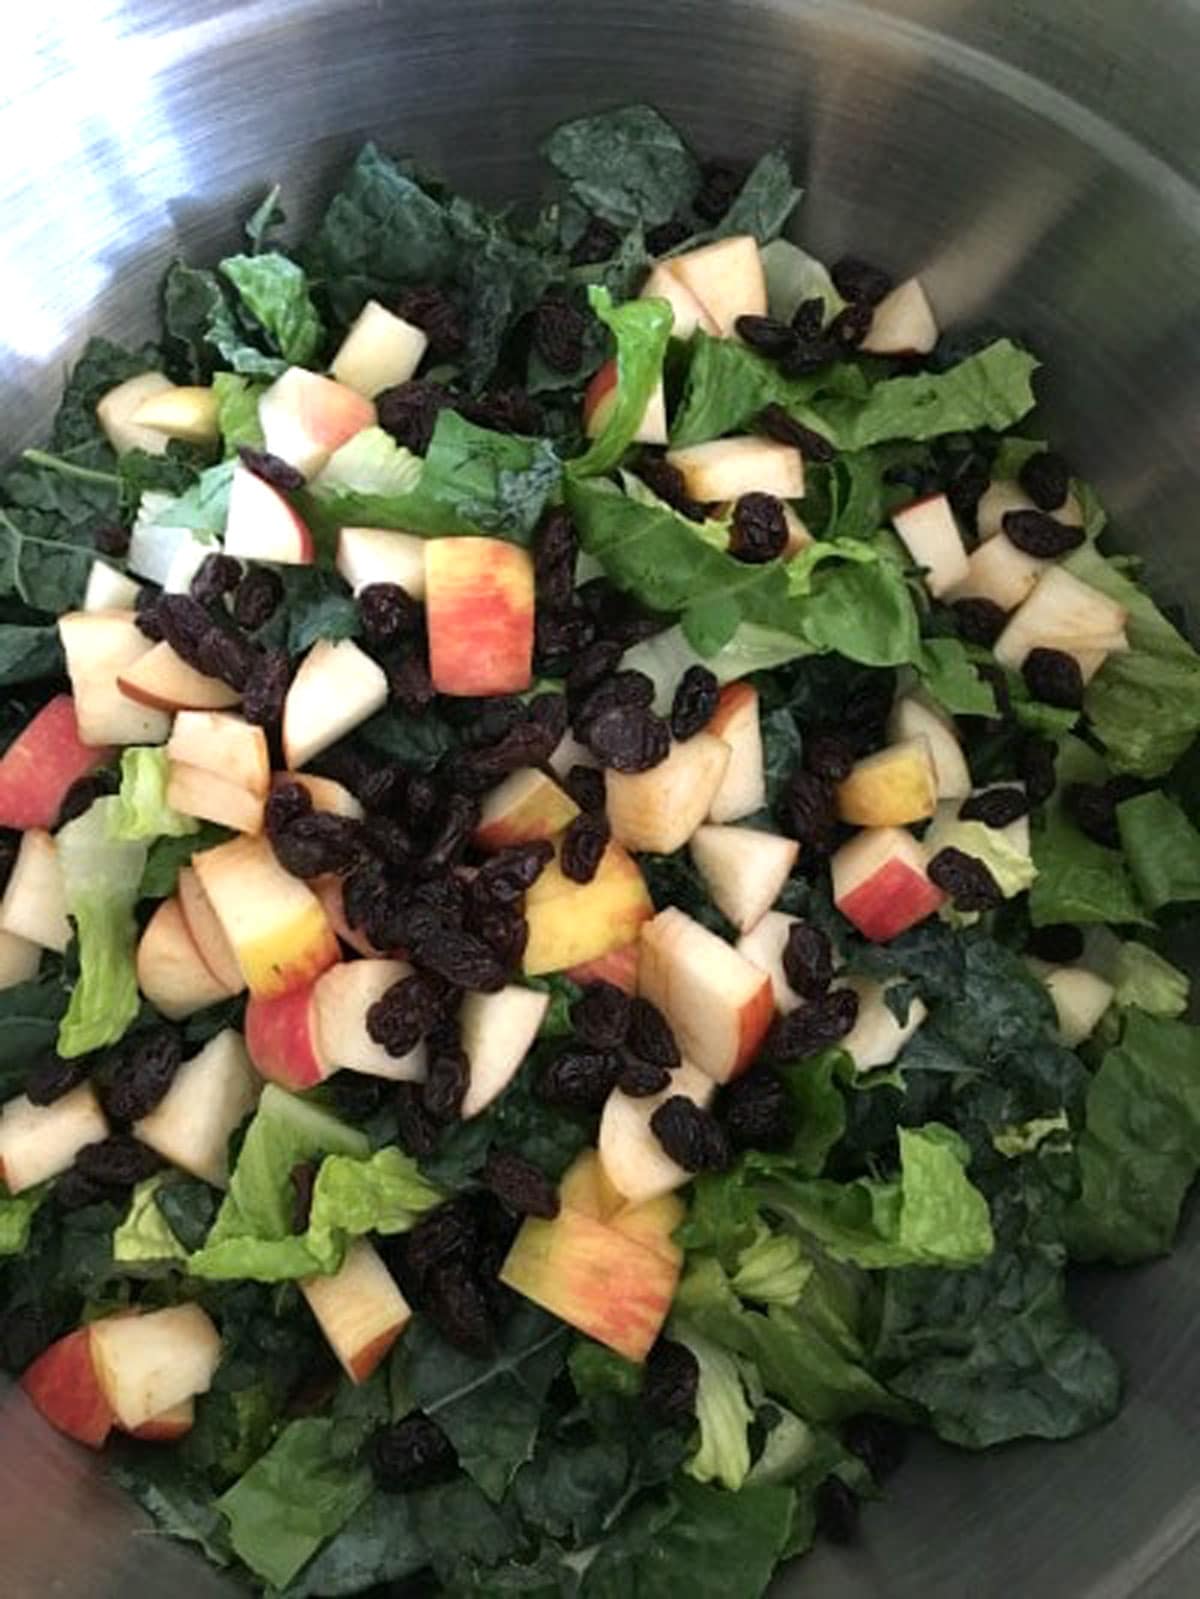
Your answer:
[0,829,69,952]
[0,1084,108,1194]
[689,824,799,933]
[459,986,549,1118]
[89,1304,221,1432]
[134,1029,259,1187]
[599,1059,715,1204]
[283,639,389,770]
[314,959,427,1082]
[891,493,969,597]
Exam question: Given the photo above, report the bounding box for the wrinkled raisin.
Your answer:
[791,298,826,340]
[376,380,453,454]
[928,845,1003,910]
[670,666,719,741]
[643,1337,700,1424]
[93,522,130,557]
[532,294,588,373]
[482,1150,560,1218]
[422,1045,470,1124]
[74,1135,161,1189]
[946,456,991,528]
[815,1477,859,1544]
[528,692,571,747]
[952,596,1008,645]
[734,316,800,359]
[959,786,1029,827]
[57,773,117,828]
[423,793,480,871]
[264,779,313,839]
[453,694,526,747]
[197,624,259,692]
[1023,646,1083,710]
[410,924,509,993]
[650,1097,730,1172]
[360,814,414,869]
[694,159,744,223]
[561,811,610,883]
[394,284,466,359]
[1065,777,1141,849]
[103,1028,183,1122]
[567,640,626,704]
[368,974,446,1057]
[272,812,362,878]
[783,922,834,1000]
[618,1058,672,1096]
[426,1260,494,1353]
[576,670,655,731]
[54,1168,109,1210]
[233,565,283,630]
[353,761,408,815]
[534,608,596,675]
[842,1414,908,1480]
[395,1081,441,1159]
[1018,450,1070,512]
[242,647,291,725]
[828,301,874,348]
[571,983,631,1049]
[476,841,555,905]
[459,388,541,437]
[627,997,681,1068]
[533,508,579,611]
[403,1198,477,1288]
[386,648,436,712]
[564,764,605,815]
[1019,735,1058,806]
[756,403,836,462]
[190,552,242,604]
[585,706,670,773]
[763,988,859,1061]
[134,586,165,641]
[1027,923,1085,963]
[779,338,839,378]
[577,576,671,648]
[645,217,691,255]
[537,1049,622,1111]
[290,1160,318,1234]
[779,770,837,850]
[343,862,405,951]
[804,732,855,783]
[730,493,788,563]
[831,256,894,307]
[570,215,621,265]
[370,1415,457,1492]
[637,455,705,522]
[25,1054,91,1107]
[238,447,306,491]
[719,1068,795,1153]
[155,594,213,668]
[469,901,528,970]
[359,582,422,645]
[1002,508,1084,558]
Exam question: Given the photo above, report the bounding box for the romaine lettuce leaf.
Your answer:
[674,1324,754,1490]
[760,238,844,324]
[109,747,198,841]
[569,287,673,477]
[219,252,324,368]
[1116,789,1200,910]
[1029,737,1151,927]
[0,1185,45,1257]
[1111,941,1189,1017]
[211,373,265,452]
[56,797,146,1058]
[113,1175,189,1266]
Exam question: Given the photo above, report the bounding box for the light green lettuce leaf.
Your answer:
[113,1175,189,1265]
[730,1223,813,1307]
[569,287,673,478]
[760,238,844,324]
[109,747,199,841]
[56,797,146,1058]
[924,815,1036,900]
[672,1324,754,1491]
[219,253,324,368]
[1116,789,1200,911]
[212,373,266,453]
[1111,941,1190,1018]
[0,1185,45,1256]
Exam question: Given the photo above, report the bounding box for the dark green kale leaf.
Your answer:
[543,106,701,230]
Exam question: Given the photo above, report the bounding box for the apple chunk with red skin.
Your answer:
[582,360,668,446]
[566,941,640,995]
[283,639,389,770]
[245,980,334,1090]
[258,366,376,479]
[0,1082,108,1194]
[638,907,774,1084]
[689,824,798,933]
[836,738,938,827]
[20,1327,114,1449]
[314,959,427,1082]
[137,897,242,1020]
[118,642,242,713]
[425,537,535,697]
[605,733,730,856]
[832,826,945,942]
[89,1304,221,1432]
[223,463,315,565]
[301,1238,413,1384]
[0,694,112,830]
[705,682,764,823]
[474,767,579,851]
[522,838,654,975]
[135,1029,259,1187]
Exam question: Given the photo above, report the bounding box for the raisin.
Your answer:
[643,1337,700,1424]
[693,157,742,220]
[560,811,610,884]
[585,706,670,773]
[233,565,283,630]
[756,403,836,462]
[645,217,691,255]
[928,845,1004,910]
[842,1414,909,1480]
[637,456,705,522]
[476,841,555,905]
[361,814,415,869]
[394,284,466,359]
[93,522,130,557]
[376,380,453,454]
[343,862,405,951]
[1018,450,1070,512]
[356,762,409,815]
[782,922,834,1000]
[74,1135,161,1189]
[1018,735,1058,806]
[533,508,579,611]
[670,666,719,741]
[370,1415,457,1492]
[368,974,446,1057]
[331,1072,392,1123]
[564,764,605,815]
[567,640,626,704]
[1002,508,1085,558]
[815,1477,860,1544]
[804,733,855,783]
[1066,777,1140,849]
[571,983,631,1049]
[528,692,570,748]
[627,997,681,1068]
[156,594,214,669]
[265,779,313,839]
[388,648,438,713]
[190,553,243,605]
[423,1045,470,1124]
[395,1081,441,1159]
[134,586,165,641]
[453,694,526,748]
[946,457,991,529]
[831,256,893,307]
[1027,923,1085,964]
[238,447,306,492]
[734,316,800,360]
[469,901,528,970]
[763,988,859,1061]
[242,647,291,726]
[25,1054,90,1107]
[359,582,422,645]
[650,1097,730,1172]
[451,724,557,791]
[618,1058,672,1096]
[532,294,588,373]
[459,388,541,437]
[779,338,842,379]
[577,576,671,647]
[576,670,656,731]
[719,1068,795,1153]
[290,1160,318,1234]
[1023,646,1083,710]
[730,493,788,563]
[57,772,117,828]
[272,813,363,878]
[959,786,1029,827]
[404,1199,477,1289]
[423,793,481,871]
[427,1259,494,1353]
[791,298,826,340]
[482,1150,560,1218]
[828,302,874,349]
[534,608,596,674]
[570,215,621,266]
[54,1168,110,1210]
[103,1029,183,1123]
[537,1049,622,1111]
[0,1304,54,1373]
[779,770,837,850]
[953,597,1008,645]
[409,924,509,993]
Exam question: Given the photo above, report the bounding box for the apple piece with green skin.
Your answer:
[130,384,220,447]
[993,565,1129,676]
[705,682,764,823]
[735,909,803,1014]
[0,829,69,952]
[664,436,804,503]
[860,277,938,356]
[282,639,389,770]
[638,907,774,1084]
[891,493,969,597]
[84,561,141,613]
[0,929,41,991]
[832,826,945,942]
[258,367,376,479]
[301,1238,413,1384]
[245,981,334,1090]
[336,526,427,597]
[500,1205,679,1364]
[118,641,242,713]
[96,372,174,456]
[838,975,928,1071]
[459,985,550,1117]
[639,263,719,339]
[885,695,971,801]
[137,897,243,1020]
[425,537,535,697]
[20,1328,114,1449]
[599,1059,715,1203]
[282,773,366,820]
[689,824,799,933]
[166,761,265,835]
[474,767,580,851]
[177,867,247,994]
[135,1029,259,1187]
[668,235,767,336]
[837,738,939,827]
[128,1398,195,1441]
[605,733,731,856]
[168,711,270,797]
[1038,965,1115,1048]
[58,611,172,747]
[222,462,315,565]
[0,694,113,830]
[976,479,1084,542]
[0,1083,108,1195]
[314,959,427,1082]
[192,834,340,999]
[582,360,669,445]
[943,533,1047,613]
[523,839,654,975]
[329,300,428,397]
[89,1304,221,1432]
[566,941,640,995]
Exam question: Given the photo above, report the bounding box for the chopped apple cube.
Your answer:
[131,384,220,447]
[283,639,389,770]
[425,537,535,697]
[665,436,804,503]
[258,367,376,479]
[690,824,798,933]
[606,733,730,855]
[168,711,270,797]
[329,300,429,397]
[0,829,69,952]
[735,909,803,1014]
[944,533,1047,613]
[135,1029,259,1187]
[0,1084,107,1194]
[860,277,938,356]
[885,696,971,801]
[0,694,111,830]
[301,1239,412,1383]
[84,561,141,613]
[838,976,927,1071]
[582,360,669,445]
[639,263,719,339]
[976,479,1083,542]
[59,611,172,746]
[118,641,242,713]
[137,897,242,1020]
[460,985,549,1117]
[994,566,1129,674]
[96,372,174,456]
[475,767,579,851]
[891,494,969,597]
[669,235,767,336]
[837,739,938,828]
[705,682,765,823]
[314,959,427,1082]
[832,827,945,942]
[166,762,265,835]
[21,1326,114,1448]
[599,1059,715,1204]
[245,982,333,1090]
[1040,966,1115,1048]
[336,526,427,598]
[89,1304,221,1432]
[523,839,654,975]
[0,930,40,991]
[223,463,315,565]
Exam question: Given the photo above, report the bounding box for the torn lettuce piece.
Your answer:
[673,1323,755,1491]
[569,287,673,478]
[109,747,198,842]
[113,1175,190,1266]
[760,238,845,325]
[923,814,1036,900]
[1115,789,1200,911]
[1111,941,1190,1018]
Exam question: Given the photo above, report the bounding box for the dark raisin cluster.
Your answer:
[394,284,466,360]
[761,987,859,1062]
[927,845,1003,911]
[394,1193,521,1352]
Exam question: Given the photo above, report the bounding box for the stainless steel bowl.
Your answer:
[3,3,1200,1594]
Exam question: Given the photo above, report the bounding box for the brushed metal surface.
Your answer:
[2,2,1200,1595]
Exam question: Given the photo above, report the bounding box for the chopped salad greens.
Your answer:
[1,105,1198,1597]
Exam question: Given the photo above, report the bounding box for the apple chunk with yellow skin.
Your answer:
[475,767,579,851]
[192,834,340,998]
[705,682,764,823]
[89,1304,221,1432]
[137,898,242,1019]
[836,738,938,827]
[314,959,427,1082]
[0,1083,108,1194]
[135,1029,259,1187]
[523,839,653,975]
[118,641,242,713]
[96,372,174,457]
[258,366,376,479]
[245,981,333,1090]
[301,1239,412,1383]
[582,360,669,445]
[599,1059,715,1203]
[638,908,774,1084]
[605,733,730,855]
[21,1327,114,1449]
[130,384,220,446]
[832,826,945,942]
[665,436,804,503]
[886,696,970,801]
[0,694,111,830]
[425,537,535,697]
[669,235,767,336]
